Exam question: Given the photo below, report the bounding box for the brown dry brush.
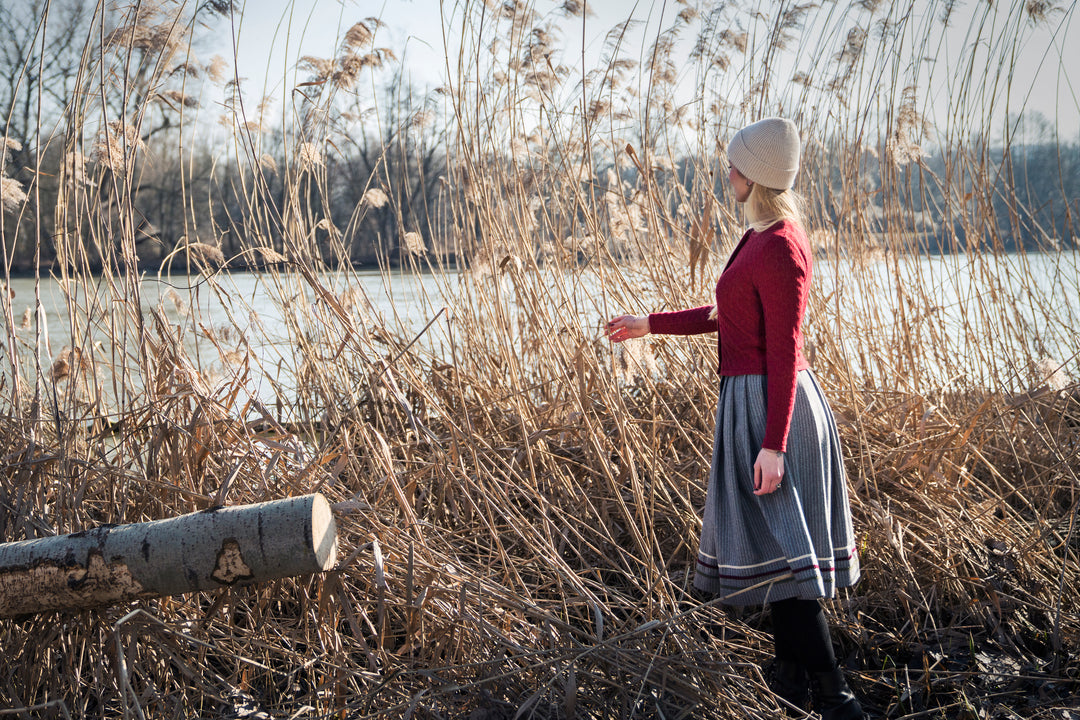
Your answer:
[2,0,1080,718]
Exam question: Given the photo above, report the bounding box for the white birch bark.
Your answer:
[0,493,337,617]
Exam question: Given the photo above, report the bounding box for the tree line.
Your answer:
[1,0,1077,277]
[0,0,449,276]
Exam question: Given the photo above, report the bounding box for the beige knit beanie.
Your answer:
[727,117,800,190]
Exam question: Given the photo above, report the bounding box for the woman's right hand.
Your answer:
[604,315,650,343]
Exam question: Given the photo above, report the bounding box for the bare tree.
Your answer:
[0,0,93,149]
[0,0,96,271]
[333,74,447,266]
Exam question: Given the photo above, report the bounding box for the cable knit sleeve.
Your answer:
[758,228,811,452]
[648,305,717,336]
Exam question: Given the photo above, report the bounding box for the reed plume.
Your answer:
[0,1,1077,718]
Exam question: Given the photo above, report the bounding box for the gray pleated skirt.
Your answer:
[693,370,861,605]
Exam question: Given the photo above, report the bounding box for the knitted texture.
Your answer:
[648,220,812,452]
[728,117,800,190]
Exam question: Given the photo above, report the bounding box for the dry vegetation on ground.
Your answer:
[1,0,1079,717]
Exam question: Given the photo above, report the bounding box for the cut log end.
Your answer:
[310,493,338,571]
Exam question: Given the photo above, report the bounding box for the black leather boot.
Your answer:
[809,666,864,720]
[770,659,809,714]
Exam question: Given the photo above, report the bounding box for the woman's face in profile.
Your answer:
[728,164,753,203]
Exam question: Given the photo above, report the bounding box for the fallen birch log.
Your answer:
[0,494,337,618]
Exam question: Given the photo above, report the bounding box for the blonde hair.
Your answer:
[745,182,803,232]
[706,183,805,321]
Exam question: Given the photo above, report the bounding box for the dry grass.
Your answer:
[1,0,1078,718]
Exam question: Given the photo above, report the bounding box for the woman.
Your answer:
[605,118,864,719]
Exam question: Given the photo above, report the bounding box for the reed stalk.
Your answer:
[0,0,1077,717]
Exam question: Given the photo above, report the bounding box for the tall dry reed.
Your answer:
[0,0,1077,718]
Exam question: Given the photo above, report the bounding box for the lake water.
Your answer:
[2,250,1077,413]
[813,249,1080,391]
[0,268,448,412]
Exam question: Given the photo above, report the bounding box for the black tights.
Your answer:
[769,597,836,673]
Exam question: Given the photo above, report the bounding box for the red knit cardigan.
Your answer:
[648,220,812,452]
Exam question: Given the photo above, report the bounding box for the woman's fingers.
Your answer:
[604,318,620,341]
[605,315,640,342]
[753,450,784,495]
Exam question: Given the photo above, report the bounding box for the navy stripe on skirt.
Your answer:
[693,370,860,605]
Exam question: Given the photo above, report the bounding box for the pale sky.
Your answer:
[222,0,671,99]
[210,0,1080,142]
